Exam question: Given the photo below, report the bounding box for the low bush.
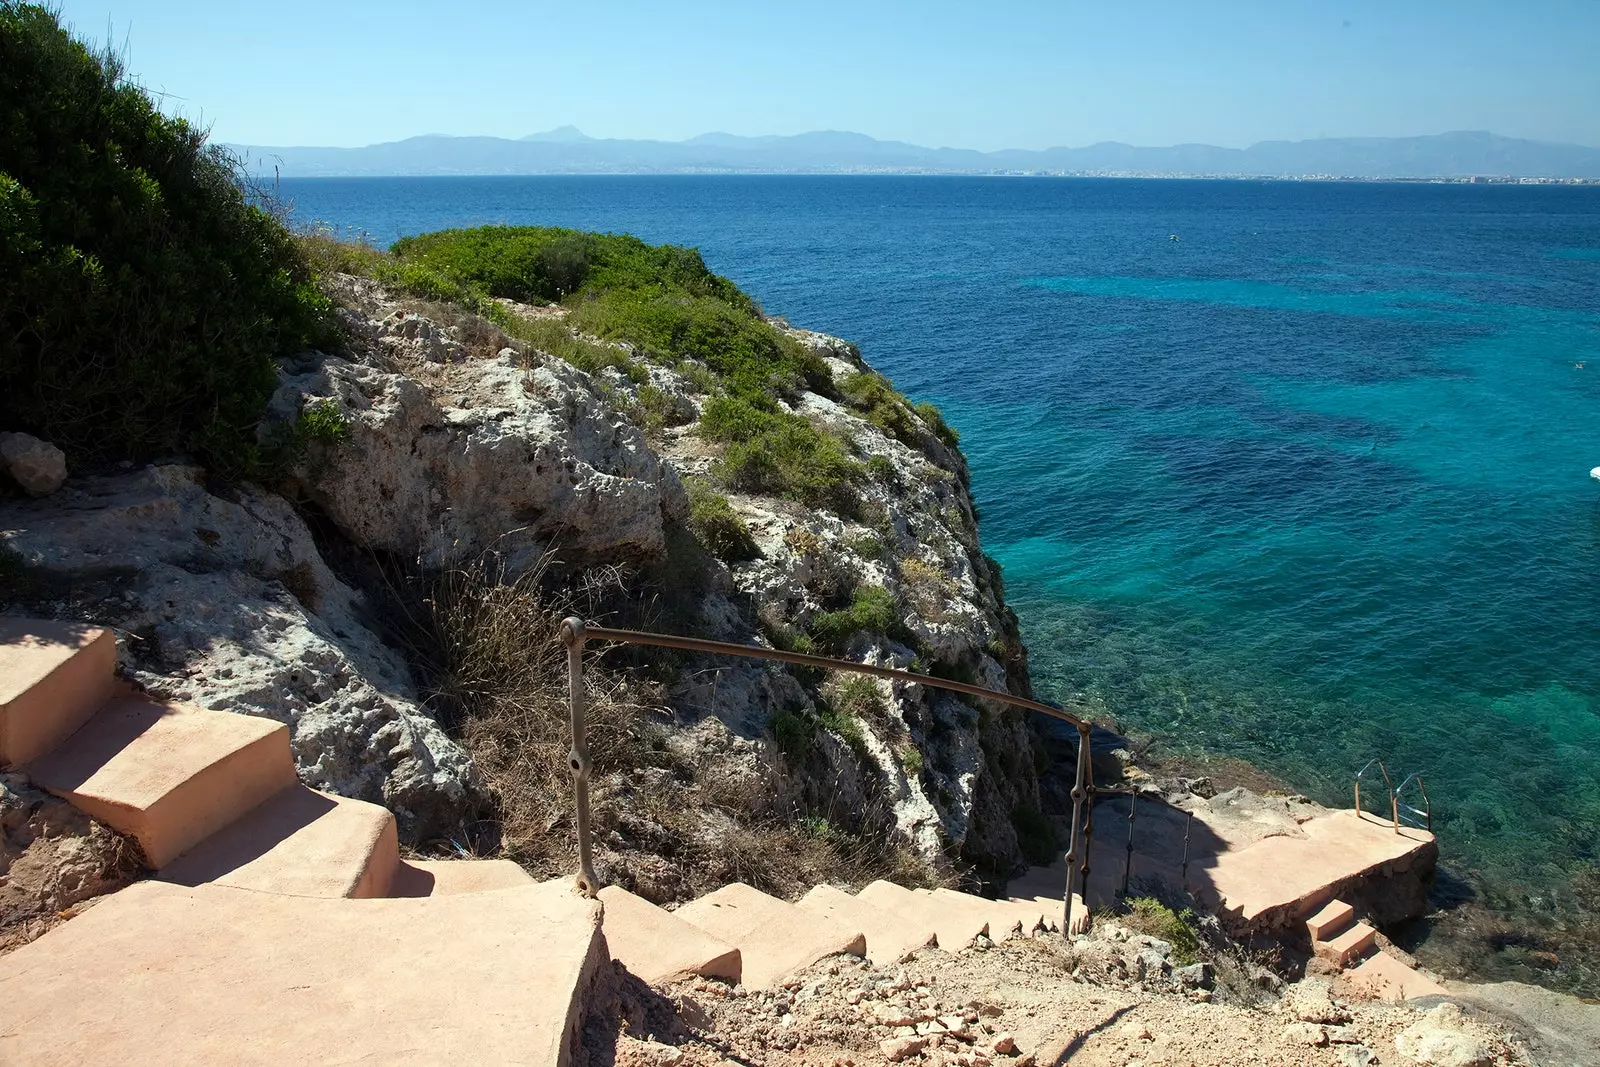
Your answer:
[810,585,900,653]
[1122,896,1203,965]
[686,480,759,562]
[840,371,920,447]
[0,3,333,472]
[914,400,961,448]
[709,408,864,514]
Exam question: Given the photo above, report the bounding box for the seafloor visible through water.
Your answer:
[278,174,1600,995]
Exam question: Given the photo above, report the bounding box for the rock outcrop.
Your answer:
[0,432,67,498]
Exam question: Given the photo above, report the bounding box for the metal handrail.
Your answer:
[558,617,1097,936]
[1353,757,1398,831]
[1394,773,1431,832]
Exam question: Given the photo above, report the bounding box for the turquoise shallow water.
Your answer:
[279,176,1600,991]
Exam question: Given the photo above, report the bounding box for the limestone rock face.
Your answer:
[0,465,487,842]
[0,432,67,498]
[271,303,686,572]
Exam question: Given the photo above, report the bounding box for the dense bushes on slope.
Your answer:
[0,3,331,471]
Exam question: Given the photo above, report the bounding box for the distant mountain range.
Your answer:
[231,129,1600,180]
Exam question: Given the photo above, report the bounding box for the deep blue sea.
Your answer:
[278,176,1600,991]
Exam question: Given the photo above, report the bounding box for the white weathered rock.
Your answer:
[0,432,67,497]
[1283,979,1354,1025]
[0,465,486,841]
[272,348,687,571]
[1395,1004,1496,1067]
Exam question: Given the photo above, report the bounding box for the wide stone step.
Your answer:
[1344,948,1450,1002]
[675,882,863,989]
[0,619,115,768]
[857,880,988,951]
[1306,897,1355,943]
[597,885,741,985]
[930,887,1046,941]
[797,883,936,965]
[390,858,535,897]
[158,785,399,898]
[1316,919,1378,967]
[24,697,296,867]
[0,879,606,1066]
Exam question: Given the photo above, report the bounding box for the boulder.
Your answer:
[0,465,487,842]
[0,432,67,497]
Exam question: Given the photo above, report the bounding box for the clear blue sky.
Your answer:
[53,0,1600,150]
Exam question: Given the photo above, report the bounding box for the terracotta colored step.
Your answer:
[798,883,936,965]
[1344,949,1450,1002]
[158,785,398,898]
[1010,893,1089,935]
[675,882,864,989]
[857,880,988,951]
[1316,919,1378,967]
[390,858,535,897]
[597,885,741,984]
[930,887,1046,941]
[23,697,296,867]
[1306,898,1355,943]
[0,620,115,768]
[0,879,606,1066]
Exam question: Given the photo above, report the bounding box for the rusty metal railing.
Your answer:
[557,617,1097,936]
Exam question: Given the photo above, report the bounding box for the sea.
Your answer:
[276,174,1600,994]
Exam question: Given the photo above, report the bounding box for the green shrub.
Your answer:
[841,371,920,446]
[0,4,332,472]
[718,420,863,514]
[810,585,900,653]
[914,401,960,448]
[686,479,759,562]
[771,707,813,765]
[814,699,870,761]
[1123,897,1203,965]
[391,225,754,310]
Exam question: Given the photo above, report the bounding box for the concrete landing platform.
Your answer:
[1011,793,1437,937]
[0,879,606,1067]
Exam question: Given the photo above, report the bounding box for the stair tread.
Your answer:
[1321,919,1377,952]
[798,884,936,965]
[1306,898,1356,942]
[24,697,296,867]
[675,882,863,989]
[0,879,605,1066]
[0,619,116,768]
[858,880,988,950]
[930,887,1043,941]
[390,858,534,897]
[597,885,741,985]
[158,785,398,899]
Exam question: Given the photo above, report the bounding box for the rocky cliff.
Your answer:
[0,256,1050,895]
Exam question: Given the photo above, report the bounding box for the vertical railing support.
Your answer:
[1180,810,1193,888]
[1122,791,1137,898]
[559,617,600,897]
[1062,727,1088,937]
[1077,722,1095,919]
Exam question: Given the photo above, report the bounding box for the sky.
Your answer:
[52,0,1600,151]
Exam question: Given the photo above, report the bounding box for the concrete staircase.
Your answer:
[1307,896,1448,1001]
[1,619,1449,1062]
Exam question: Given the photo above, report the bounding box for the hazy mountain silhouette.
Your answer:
[233,128,1600,179]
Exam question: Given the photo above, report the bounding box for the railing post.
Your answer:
[559,617,600,897]
[1062,728,1087,937]
[1077,722,1095,918]
[1180,809,1193,887]
[1122,790,1136,898]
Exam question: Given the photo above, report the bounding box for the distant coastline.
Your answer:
[233,128,1600,182]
